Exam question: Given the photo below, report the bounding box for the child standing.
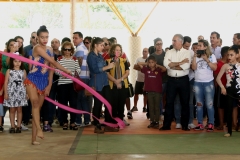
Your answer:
[138,55,166,128]
[216,45,240,137]
[0,72,4,132]
[3,58,28,133]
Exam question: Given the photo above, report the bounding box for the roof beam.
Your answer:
[0,0,234,3]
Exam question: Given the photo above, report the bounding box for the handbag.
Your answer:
[84,74,96,96]
[73,70,84,92]
[128,83,134,97]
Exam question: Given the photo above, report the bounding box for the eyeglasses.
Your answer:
[104,43,109,46]
[84,41,89,44]
[155,43,162,46]
[63,48,71,51]
[32,36,36,39]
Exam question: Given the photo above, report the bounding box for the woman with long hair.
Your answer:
[87,37,114,133]
[192,39,217,132]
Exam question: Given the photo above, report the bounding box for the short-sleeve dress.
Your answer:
[3,70,28,107]
[24,50,52,94]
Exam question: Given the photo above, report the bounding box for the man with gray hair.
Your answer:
[160,34,191,131]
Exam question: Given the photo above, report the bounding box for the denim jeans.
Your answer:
[75,79,93,124]
[194,80,215,125]
[159,83,167,115]
[174,79,195,124]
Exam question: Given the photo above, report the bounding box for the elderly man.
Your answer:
[160,34,191,131]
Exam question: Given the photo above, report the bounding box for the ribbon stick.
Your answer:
[0,51,125,129]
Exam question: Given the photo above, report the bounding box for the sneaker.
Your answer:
[0,126,4,132]
[207,123,214,132]
[21,123,28,131]
[127,112,133,119]
[131,106,138,112]
[176,123,182,129]
[84,122,91,127]
[79,123,91,128]
[9,127,15,133]
[148,122,155,128]
[142,107,147,113]
[188,123,196,129]
[75,123,81,126]
[43,125,53,132]
[123,119,130,126]
[194,124,204,131]
[153,122,159,128]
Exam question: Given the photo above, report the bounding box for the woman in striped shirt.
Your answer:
[56,41,80,130]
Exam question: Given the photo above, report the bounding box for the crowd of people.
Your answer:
[0,26,240,145]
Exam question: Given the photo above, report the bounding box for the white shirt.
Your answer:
[188,50,195,81]
[211,46,221,59]
[163,48,191,77]
[135,57,147,82]
[194,54,217,82]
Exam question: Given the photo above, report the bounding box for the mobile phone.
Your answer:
[14,42,19,47]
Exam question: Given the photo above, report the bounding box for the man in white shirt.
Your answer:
[174,36,196,129]
[160,34,191,131]
[210,31,221,60]
[131,48,148,113]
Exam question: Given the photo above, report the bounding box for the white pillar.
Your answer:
[128,36,142,87]
[70,0,76,39]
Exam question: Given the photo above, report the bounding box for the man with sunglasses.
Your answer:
[23,31,37,58]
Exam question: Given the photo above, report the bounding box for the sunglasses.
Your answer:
[32,36,36,39]
[105,43,109,46]
[84,41,89,44]
[63,48,71,51]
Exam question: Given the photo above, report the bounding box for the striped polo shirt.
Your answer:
[73,42,89,79]
[57,56,80,85]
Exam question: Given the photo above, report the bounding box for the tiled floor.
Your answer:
[1,96,240,160]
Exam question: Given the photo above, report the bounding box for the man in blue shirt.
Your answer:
[73,31,92,127]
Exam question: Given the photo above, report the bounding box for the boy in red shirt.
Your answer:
[0,72,4,132]
[138,55,166,128]
[213,46,229,130]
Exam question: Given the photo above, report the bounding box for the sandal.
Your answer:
[70,124,78,130]
[62,123,68,130]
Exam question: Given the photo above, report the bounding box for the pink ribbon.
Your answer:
[0,51,125,129]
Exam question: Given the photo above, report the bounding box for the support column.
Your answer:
[70,0,76,39]
[128,36,142,87]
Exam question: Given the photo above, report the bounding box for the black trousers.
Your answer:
[41,100,49,122]
[92,85,111,125]
[22,100,31,124]
[106,85,127,123]
[163,75,190,128]
[57,83,77,124]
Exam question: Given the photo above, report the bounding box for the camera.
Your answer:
[197,50,205,58]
